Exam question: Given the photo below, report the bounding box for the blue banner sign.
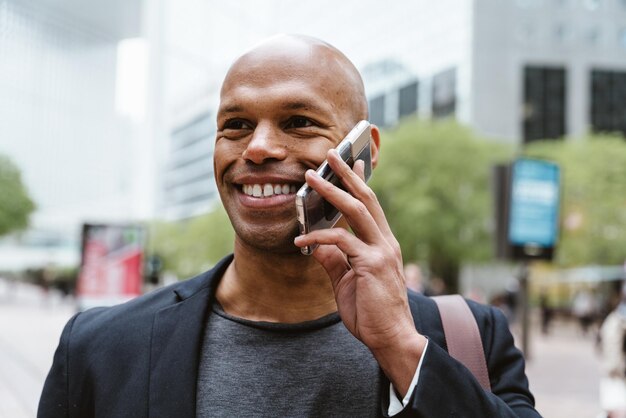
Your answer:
[508,158,560,248]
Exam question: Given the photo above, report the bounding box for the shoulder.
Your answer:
[74,272,202,329]
[68,255,232,352]
[406,291,509,350]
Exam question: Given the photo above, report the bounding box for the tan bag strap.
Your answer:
[432,294,491,391]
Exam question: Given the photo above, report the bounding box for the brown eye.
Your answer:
[223,119,251,130]
[285,116,313,129]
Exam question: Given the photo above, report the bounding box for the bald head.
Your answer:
[221,34,368,127]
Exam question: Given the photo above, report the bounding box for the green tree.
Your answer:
[0,154,35,236]
[370,118,510,293]
[149,204,235,279]
[523,134,626,266]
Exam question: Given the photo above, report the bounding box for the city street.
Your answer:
[0,280,74,418]
[525,319,603,418]
[0,279,607,418]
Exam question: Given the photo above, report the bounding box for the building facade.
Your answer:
[356,0,626,143]
[161,98,218,220]
[0,0,147,269]
[157,0,626,221]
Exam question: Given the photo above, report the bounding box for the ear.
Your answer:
[369,124,381,169]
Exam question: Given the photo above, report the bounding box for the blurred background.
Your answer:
[1,0,626,416]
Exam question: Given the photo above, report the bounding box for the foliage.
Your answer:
[523,134,626,266]
[0,154,35,236]
[370,118,511,292]
[149,204,235,279]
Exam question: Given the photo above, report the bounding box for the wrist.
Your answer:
[371,331,427,397]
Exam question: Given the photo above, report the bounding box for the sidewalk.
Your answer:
[0,279,607,417]
[0,280,75,418]
[525,318,604,418]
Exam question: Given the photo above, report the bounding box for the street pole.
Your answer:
[518,261,530,359]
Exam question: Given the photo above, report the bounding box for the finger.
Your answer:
[310,244,351,286]
[326,150,397,243]
[294,227,369,259]
[304,169,383,244]
[353,159,366,182]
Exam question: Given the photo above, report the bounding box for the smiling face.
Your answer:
[214,35,368,254]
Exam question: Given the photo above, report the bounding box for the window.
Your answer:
[522,66,567,143]
[368,95,386,127]
[583,0,600,10]
[398,81,418,118]
[590,69,626,136]
[432,68,456,119]
[171,112,214,151]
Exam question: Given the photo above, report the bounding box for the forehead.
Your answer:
[220,81,336,116]
[219,46,353,111]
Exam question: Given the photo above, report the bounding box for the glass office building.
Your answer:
[0,0,145,269]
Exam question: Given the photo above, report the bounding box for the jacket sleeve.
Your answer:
[37,313,80,418]
[390,305,542,417]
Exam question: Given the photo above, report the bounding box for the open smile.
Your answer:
[241,182,300,198]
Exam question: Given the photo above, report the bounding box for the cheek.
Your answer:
[213,140,245,174]
[291,141,335,170]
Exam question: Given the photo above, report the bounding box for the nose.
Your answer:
[242,123,288,164]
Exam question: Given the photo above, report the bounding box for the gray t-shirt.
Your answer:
[196,302,382,417]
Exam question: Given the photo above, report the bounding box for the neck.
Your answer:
[216,238,337,323]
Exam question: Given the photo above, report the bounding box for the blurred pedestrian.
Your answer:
[403,263,424,293]
[539,290,553,335]
[573,287,598,336]
[490,279,520,327]
[599,282,626,417]
[465,286,486,304]
[424,276,446,297]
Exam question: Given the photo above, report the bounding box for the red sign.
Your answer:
[77,224,145,309]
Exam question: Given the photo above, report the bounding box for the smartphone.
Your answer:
[295,120,373,255]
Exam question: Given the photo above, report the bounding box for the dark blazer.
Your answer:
[38,255,541,417]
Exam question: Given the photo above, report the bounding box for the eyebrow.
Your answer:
[219,100,330,116]
[219,104,244,114]
[283,101,324,112]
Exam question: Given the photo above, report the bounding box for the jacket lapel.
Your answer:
[148,255,233,418]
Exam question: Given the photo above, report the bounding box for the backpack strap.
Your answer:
[432,294,492,391]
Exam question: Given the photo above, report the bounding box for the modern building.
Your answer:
[157,0,626,221]
[3,0,626,268]
[161,98,218,220]
[0,0,149,269]
[358,0,626,143]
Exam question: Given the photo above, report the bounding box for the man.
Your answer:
[599,282,626,417]
[39,34,540,417]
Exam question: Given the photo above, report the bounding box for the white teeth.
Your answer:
[242,183,299,198]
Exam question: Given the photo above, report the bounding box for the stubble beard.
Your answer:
[228,208,303,255]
